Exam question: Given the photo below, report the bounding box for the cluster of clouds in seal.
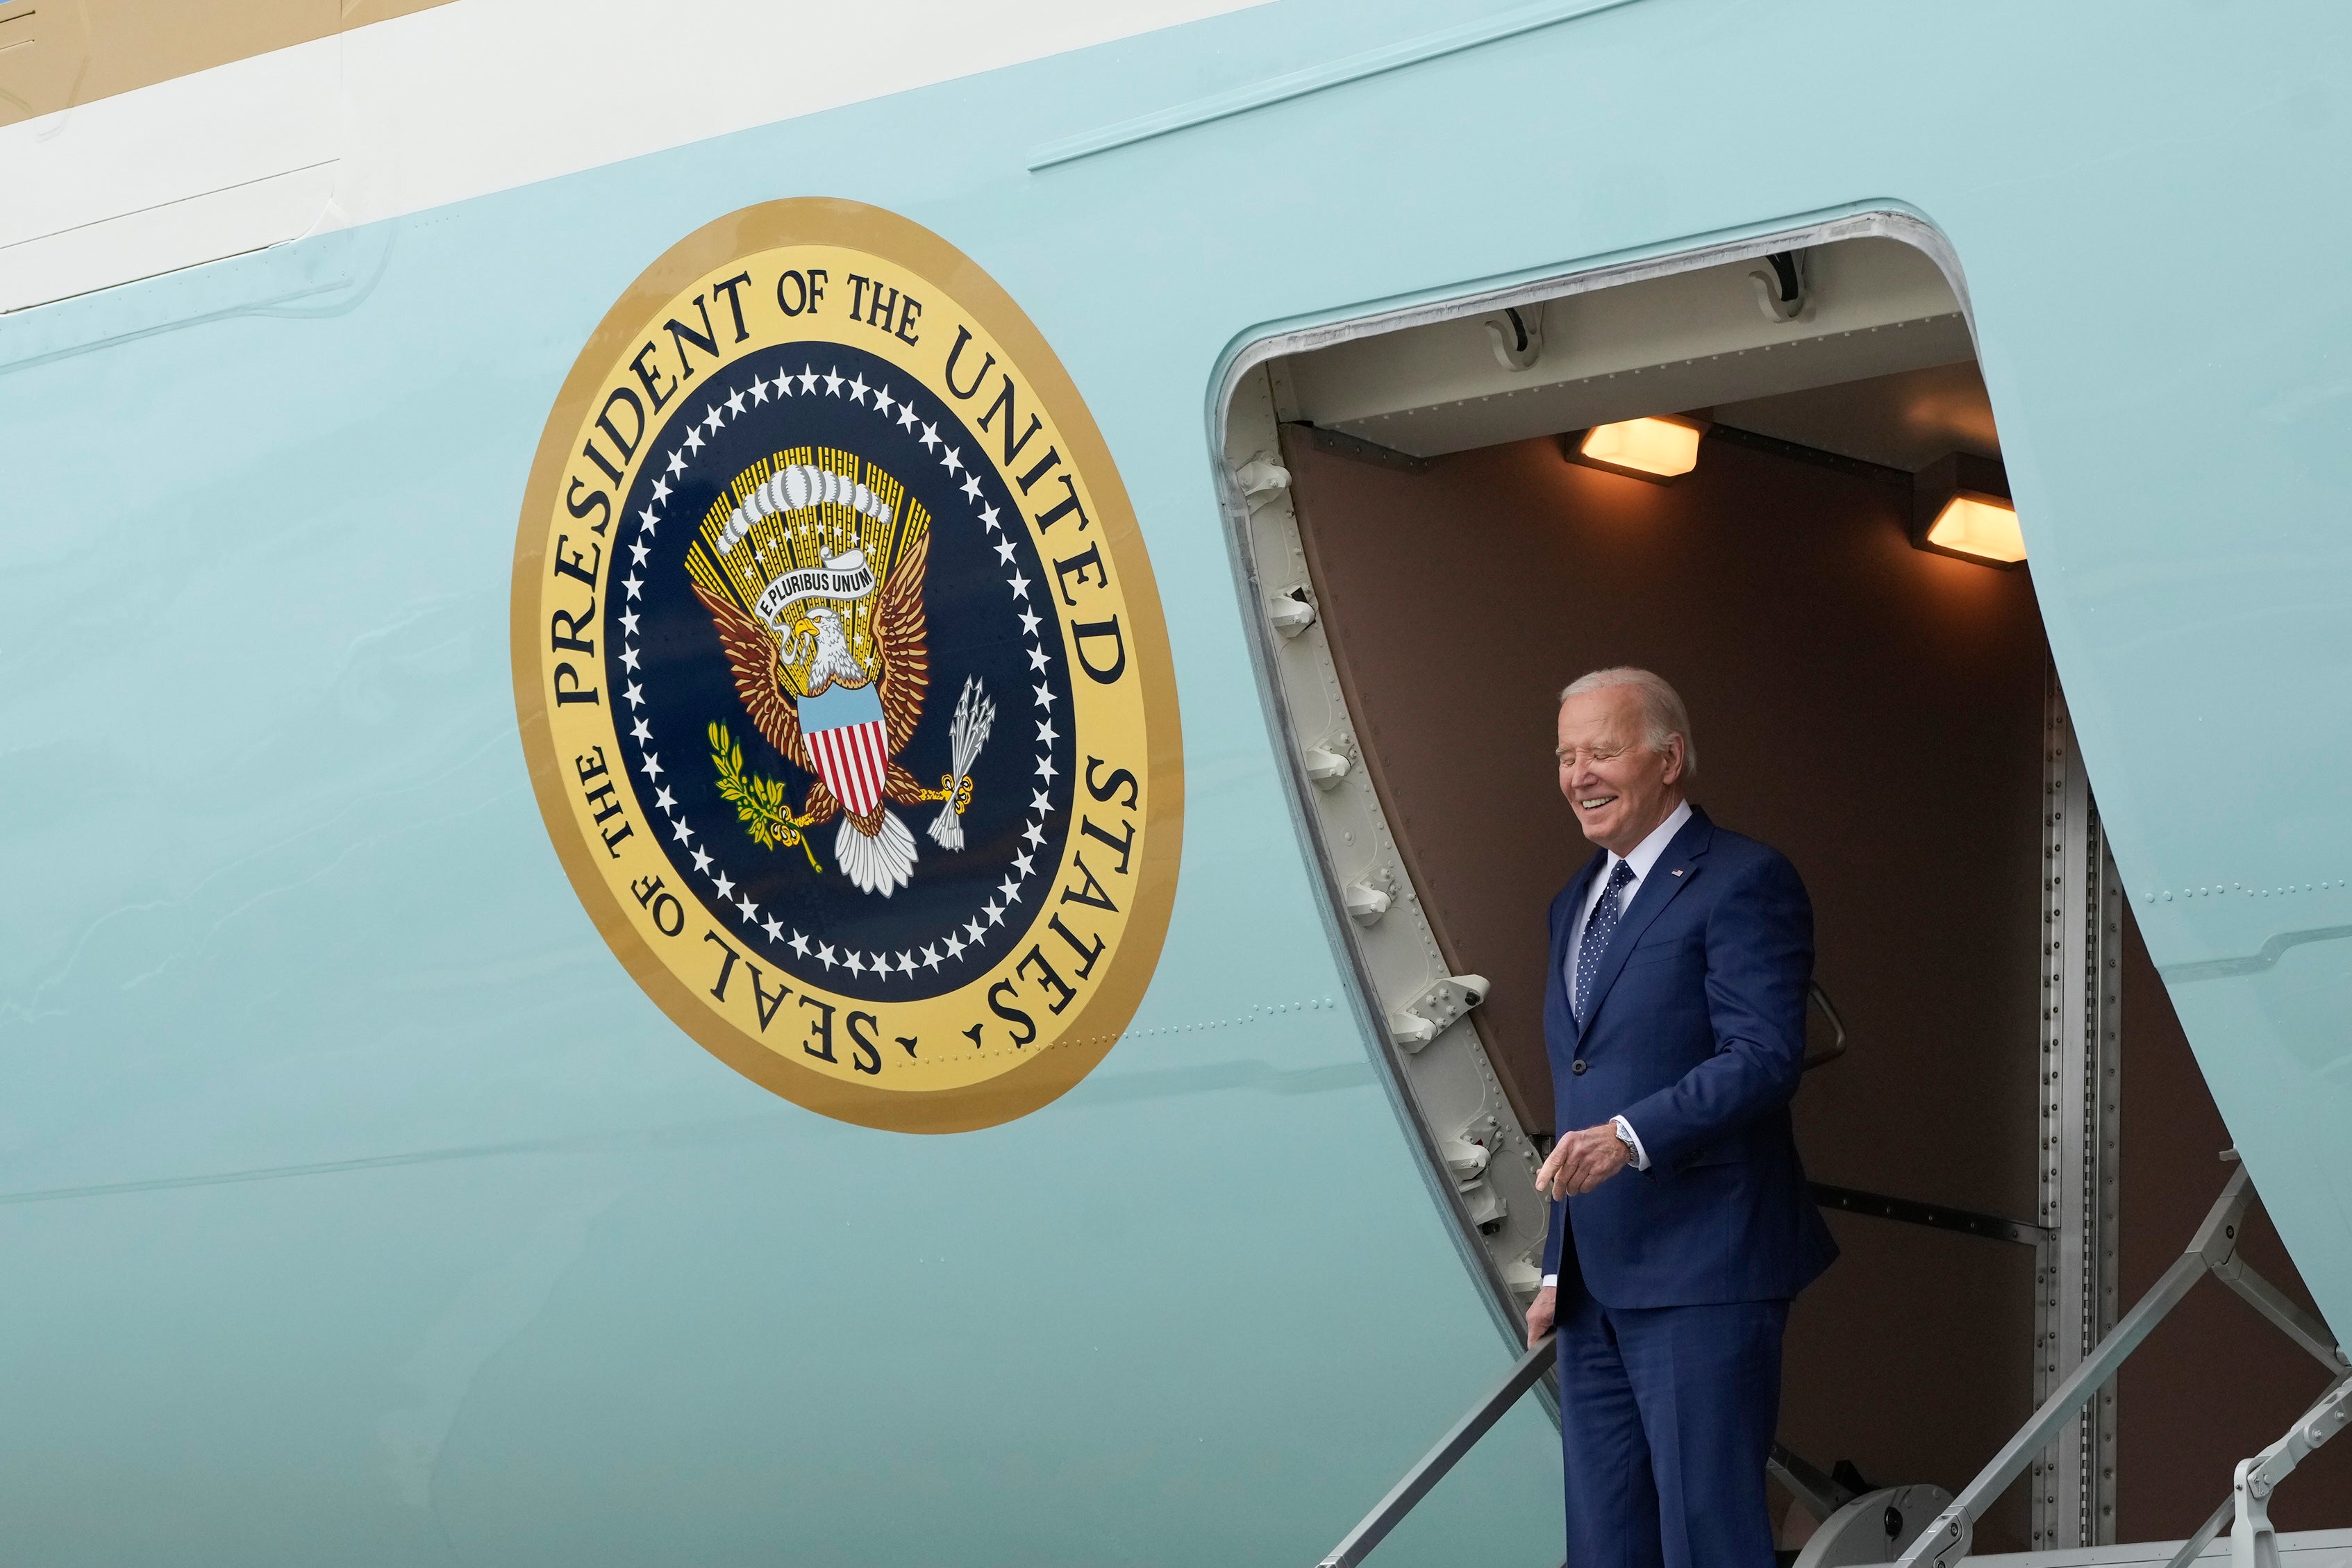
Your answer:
[717,463,895,553]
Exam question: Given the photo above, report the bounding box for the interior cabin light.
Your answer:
[1910,451,2023,567]
[1567,415,1707,483]
[1926,494,2026,564]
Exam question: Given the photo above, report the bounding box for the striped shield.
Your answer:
[800,682,890,818]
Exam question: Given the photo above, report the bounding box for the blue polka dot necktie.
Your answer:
[1573,860,1637,1024]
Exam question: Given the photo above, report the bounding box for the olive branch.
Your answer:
[709,722,821,871]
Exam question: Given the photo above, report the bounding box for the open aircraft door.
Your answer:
[1217,217,2352,1565]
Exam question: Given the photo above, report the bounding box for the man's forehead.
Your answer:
[1558,688,1640,733]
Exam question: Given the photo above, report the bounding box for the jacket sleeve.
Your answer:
[1617,850,1812,1171]
[1542,1193,1565,1275]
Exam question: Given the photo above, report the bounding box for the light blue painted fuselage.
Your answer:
[5,3,2350,1562]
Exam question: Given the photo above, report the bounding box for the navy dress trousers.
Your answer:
[1540,807,1837,1568]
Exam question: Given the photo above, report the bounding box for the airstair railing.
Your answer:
[2160,1376,2351,1568]
[1312,1334,1859,1567]
[1321,1153,2344,1568]
[1317,982,1964,1568]
[1894,1153,2350,1568]
[1317,1334,1558,1568]
[1329,976,2340,1568]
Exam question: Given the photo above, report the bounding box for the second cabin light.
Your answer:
[1911,452,2025,567]
[1924,494,2026,565]
[1568,415,1707,483]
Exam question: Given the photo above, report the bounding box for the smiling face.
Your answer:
[1556,683,1687,857]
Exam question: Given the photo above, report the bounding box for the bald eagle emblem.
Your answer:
[686,451,992,896]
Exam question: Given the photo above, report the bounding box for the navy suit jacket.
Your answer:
[1540,807,1837,1308]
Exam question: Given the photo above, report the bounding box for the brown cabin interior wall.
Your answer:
[1279,421,2346,1545]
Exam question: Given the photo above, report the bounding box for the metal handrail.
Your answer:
[1313,1331,1855,1566]
[1895,1156,2350,1568]
[1320,1155,2348,1568]
[1317,1335,1558,1568]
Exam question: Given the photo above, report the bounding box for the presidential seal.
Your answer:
[512,200,1181,1132]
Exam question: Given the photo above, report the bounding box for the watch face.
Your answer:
[513,199,1182,1133]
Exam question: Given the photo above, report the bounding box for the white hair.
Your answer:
[1558,667,1696,778]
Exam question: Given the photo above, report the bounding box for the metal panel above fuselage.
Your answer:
[3,1,2349,1562]
[1282,236,1971,456]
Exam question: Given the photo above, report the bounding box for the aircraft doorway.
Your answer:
[1220,222,2351,1558]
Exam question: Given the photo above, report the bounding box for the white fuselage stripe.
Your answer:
[0,0,1270,312]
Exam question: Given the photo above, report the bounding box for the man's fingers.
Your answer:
[1524,1287,1556,1349]
[1540,1128,1621,1199]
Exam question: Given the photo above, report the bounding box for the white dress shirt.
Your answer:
[1542,799,1690,1289]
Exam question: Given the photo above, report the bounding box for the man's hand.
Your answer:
[1536,1122,1632,1199]
[1526,1285,1556,1349]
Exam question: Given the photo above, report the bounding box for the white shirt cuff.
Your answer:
[1540,1274,1558,1288]
[1612,1115,1651,1171]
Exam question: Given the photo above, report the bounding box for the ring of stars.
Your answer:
[611,351,1071,985]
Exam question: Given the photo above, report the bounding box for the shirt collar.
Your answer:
[1609,799,1692,885]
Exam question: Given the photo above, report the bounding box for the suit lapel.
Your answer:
[1573,808,1714,1042]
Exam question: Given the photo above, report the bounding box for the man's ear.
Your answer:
[1660,734,1687,785]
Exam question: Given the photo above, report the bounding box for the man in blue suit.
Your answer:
[1526,667,1836,1568]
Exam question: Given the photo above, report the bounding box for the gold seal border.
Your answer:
[510,199,1184,1133]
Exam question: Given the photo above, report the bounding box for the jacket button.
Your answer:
[1571,1059,1587,1075]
